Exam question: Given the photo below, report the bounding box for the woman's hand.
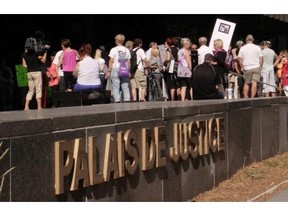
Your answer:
[105,72,111,80]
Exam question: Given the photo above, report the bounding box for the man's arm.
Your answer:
[234,61,240,73]
[259,56,263,69]
[238,57,244,71]
[143,58,150,68]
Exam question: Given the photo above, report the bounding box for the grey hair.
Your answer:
[198,37,208,45]
[181,38,191,45]
[236,40,244,47]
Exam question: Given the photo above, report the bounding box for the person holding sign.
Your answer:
[211,39,227,97]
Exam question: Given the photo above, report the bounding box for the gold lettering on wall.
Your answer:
[70,138,90,191]
[155,126,166,168]
[169,124,180,162]
[124,130,138,175]
[103,134,119,181]
[88,136,104,185]
[188,121,200,158]
[179,123,189,161]
[117,131,125,178]
[208,119,219,152]
[54,117,225,194]
[141,128,156,171]
[55,140,74,195]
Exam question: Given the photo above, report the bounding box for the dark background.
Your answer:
[1,14,288,110]
[1,14,288,66]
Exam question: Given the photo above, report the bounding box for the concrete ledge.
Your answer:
[0,97,287,201]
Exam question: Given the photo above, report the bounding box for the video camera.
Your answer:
[25,31,50,54]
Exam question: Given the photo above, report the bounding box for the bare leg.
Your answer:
[24,99,30,110]
[131,88,137,101]
[265,92,269,97]
[176,88,181,100]
[243,83,249,98]
[140,87,147,101]
[170,89,175,101]
[271,92,276,97]
[251,81,258,98]
[37,98,42,110]
[180,87,187,101]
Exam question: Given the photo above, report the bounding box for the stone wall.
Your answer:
[0,97,287,201]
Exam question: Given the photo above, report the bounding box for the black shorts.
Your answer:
[178,77,192,87]
[164,73,179,89]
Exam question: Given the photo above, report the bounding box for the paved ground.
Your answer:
[269,189,288,202]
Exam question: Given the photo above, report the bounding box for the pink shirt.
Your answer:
[62,49,77,72]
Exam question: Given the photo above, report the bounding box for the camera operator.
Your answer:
[22,40,49,110]
[35,31,51,54]
[34,31,51,107]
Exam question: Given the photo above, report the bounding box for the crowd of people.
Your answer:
[1,32,288,111]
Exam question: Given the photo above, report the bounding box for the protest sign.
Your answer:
[209,18,236,52]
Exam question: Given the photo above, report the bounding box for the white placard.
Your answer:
[209,18,236,52]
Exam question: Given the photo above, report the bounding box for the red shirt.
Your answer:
[281,63,288,86]
[46,63,59,87]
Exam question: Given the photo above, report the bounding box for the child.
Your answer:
[148,48,163,100]
[46,52,59,107]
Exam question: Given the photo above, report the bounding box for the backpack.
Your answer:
[117,49,129,78]
[130,48,140,74]
[166,48,179,74]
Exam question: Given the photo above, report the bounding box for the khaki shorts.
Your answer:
[134,69,147,88]
[130,78,137,89]
[243,67,261,84]
[26,71,42,100]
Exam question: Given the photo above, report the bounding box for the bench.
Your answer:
[52,90,111,107]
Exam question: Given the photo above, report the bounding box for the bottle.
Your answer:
[227,88,233,99]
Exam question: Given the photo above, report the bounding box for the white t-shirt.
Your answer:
[238,43,263,70]
[262,48,276,72]
[146,48,152,60]
[96,58,105,72]
[133,47,147,72]
[109,45,131,70]
[52,50,64,76]
[197,45,213,64]
[77,56,101,86]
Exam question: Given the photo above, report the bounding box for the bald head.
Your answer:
[236,40,243,48]
[246,34,254,43]
[198,37,208,46]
